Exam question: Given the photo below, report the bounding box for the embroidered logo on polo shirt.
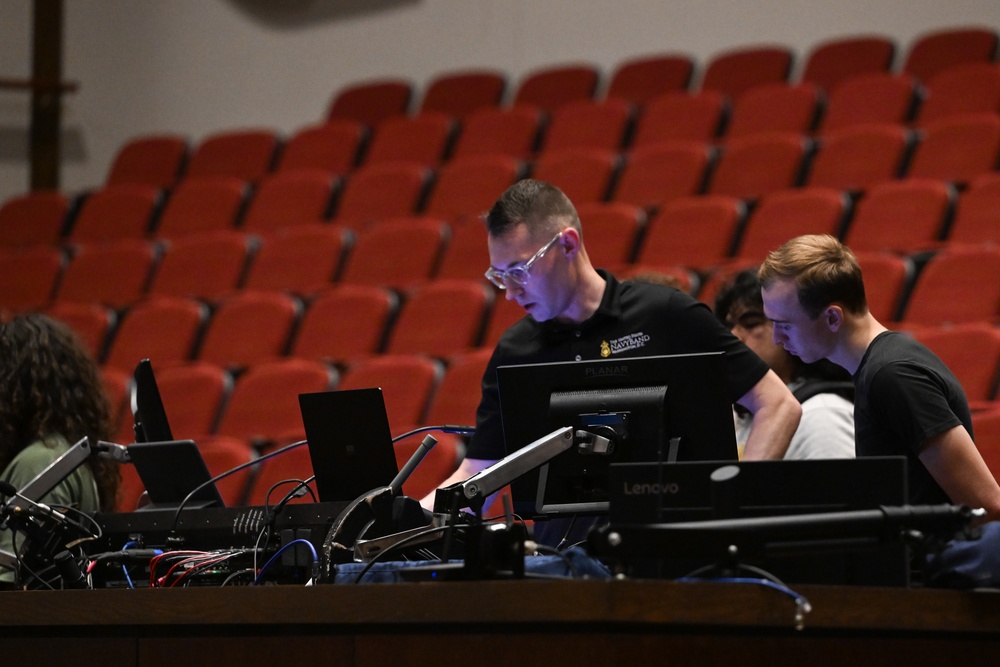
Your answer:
[601,332,651,357]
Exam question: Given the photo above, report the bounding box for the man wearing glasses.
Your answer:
[423,179,801,514]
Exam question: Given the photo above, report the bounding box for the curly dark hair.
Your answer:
[0,314,120,512]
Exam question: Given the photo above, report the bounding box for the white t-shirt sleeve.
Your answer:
[783,393,856,460]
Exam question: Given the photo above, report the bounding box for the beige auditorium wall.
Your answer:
[0,0,998,204]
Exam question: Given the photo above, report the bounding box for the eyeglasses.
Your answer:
[484,231,563,290]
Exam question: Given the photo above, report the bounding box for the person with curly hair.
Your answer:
[0,313,121,581]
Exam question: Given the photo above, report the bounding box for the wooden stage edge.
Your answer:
[1,578,999,636]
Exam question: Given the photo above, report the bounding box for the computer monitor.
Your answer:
[131,359,174,444]
[496,352,738,517]
[601,457,911,586]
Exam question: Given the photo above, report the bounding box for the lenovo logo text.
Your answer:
[622,481,679,496]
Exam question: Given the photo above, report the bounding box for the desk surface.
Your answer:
[3,580,999,667]
[1,578,999,634]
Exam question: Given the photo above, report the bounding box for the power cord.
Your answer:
[677,560,813,631]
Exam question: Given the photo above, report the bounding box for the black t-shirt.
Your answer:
[466,272,769,461]
[854,331,971,505]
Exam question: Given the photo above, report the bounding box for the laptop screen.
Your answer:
[127,439,225,510]
[131,359,174,444]
[298,388,399,502]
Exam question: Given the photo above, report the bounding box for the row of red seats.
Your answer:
[44,249,995,388]
[3,113,1000,253]
[105,351,489,444]
[87,60,1000,193]
[9,231,992,399]
[14,241,998,374]
[93,62,1000,192]
[52,281,506,373]
[4,174,1000,319]
[326,28,998,123]
[82,274,996,390]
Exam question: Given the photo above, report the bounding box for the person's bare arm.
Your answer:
[419,457,496,510]
[919,425,1000,523]
[736,369,802,460]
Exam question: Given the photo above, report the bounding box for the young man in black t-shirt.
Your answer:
[759,234,1000,520]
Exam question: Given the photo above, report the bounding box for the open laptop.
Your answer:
[298,388,400,503]
[128,360,225,511]
[128,439,226,511]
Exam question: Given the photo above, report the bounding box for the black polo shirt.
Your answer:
[467,271,769,461]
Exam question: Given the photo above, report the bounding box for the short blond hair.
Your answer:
[758,234,868,319]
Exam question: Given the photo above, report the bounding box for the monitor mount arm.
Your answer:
[433,426,576,515]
